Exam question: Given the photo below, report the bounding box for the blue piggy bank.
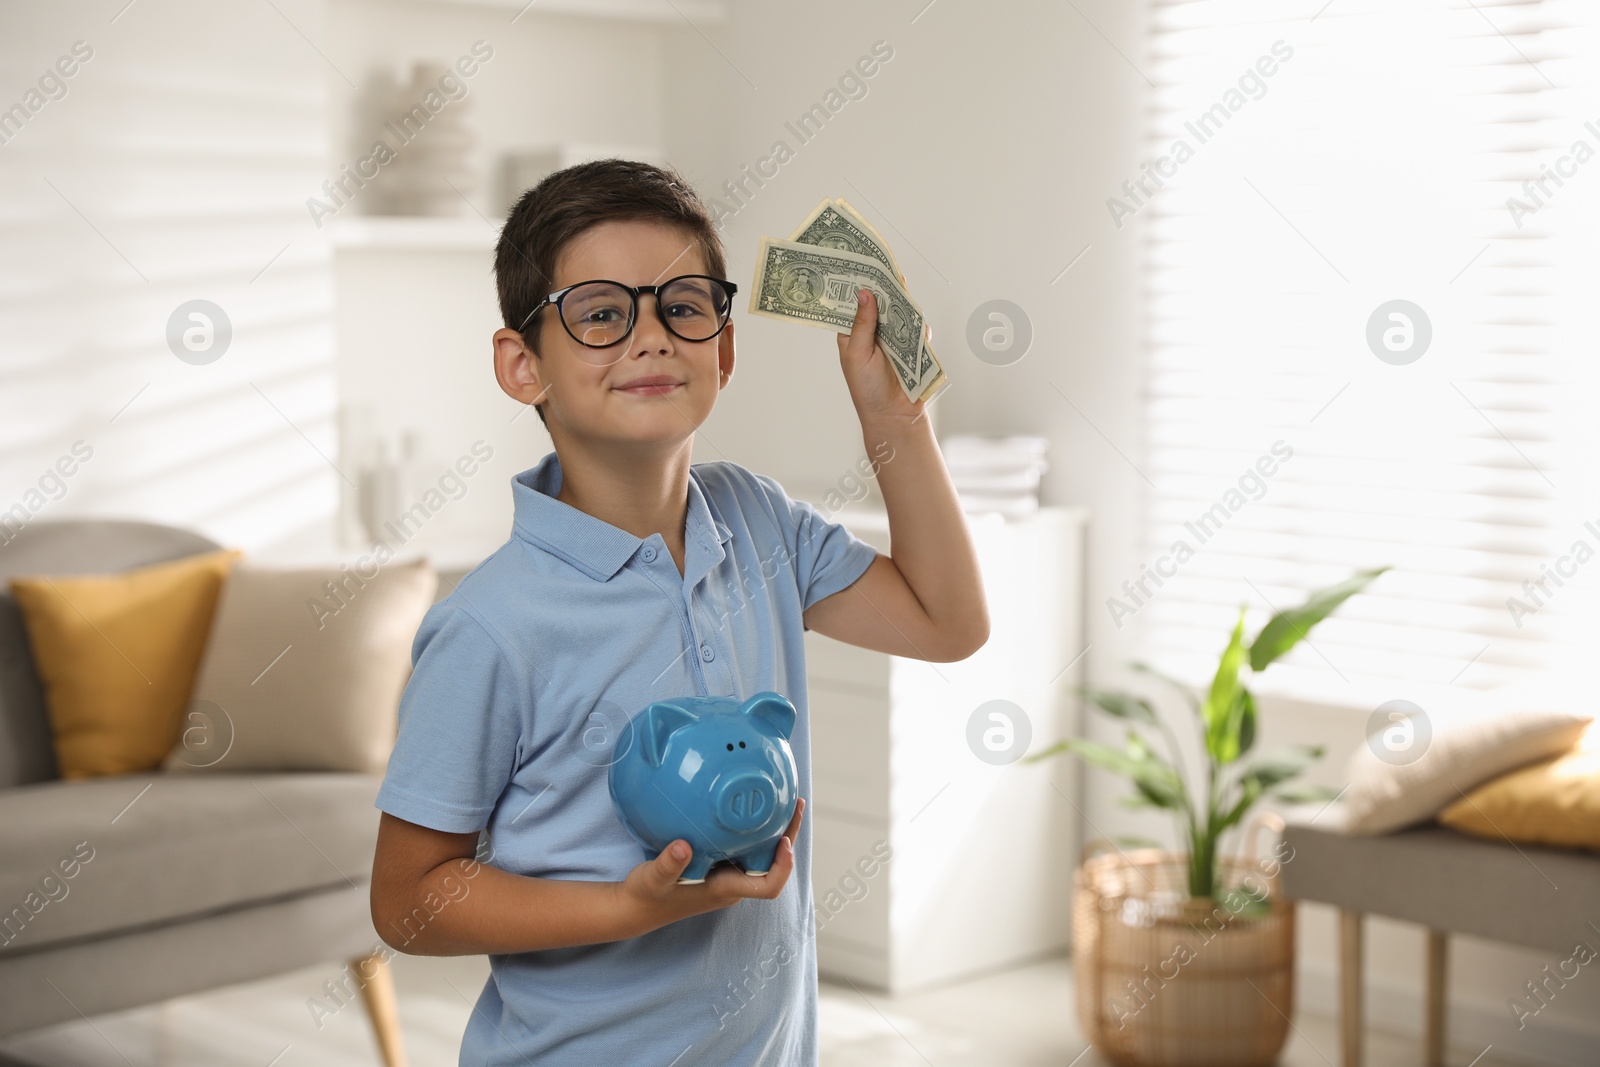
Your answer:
[608,691,800,884]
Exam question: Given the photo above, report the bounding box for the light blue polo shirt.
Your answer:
[374,449,880,1067]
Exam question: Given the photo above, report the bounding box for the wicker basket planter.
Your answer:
[1074,844,1295,1067]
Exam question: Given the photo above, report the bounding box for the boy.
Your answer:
[369,159,988,1065]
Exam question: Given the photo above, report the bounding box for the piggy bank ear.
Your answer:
[741,691,796,740]
[640,701,698,768]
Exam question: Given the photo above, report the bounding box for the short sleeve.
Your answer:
[747,470,880,614]
[374,601,526,834]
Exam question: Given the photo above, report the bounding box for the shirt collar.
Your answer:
[510,451,733,583]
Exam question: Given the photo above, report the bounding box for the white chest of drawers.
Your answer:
[804,504,1087,993]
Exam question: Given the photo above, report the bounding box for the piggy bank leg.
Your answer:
[676,851,716,885]
[738,838,782,877]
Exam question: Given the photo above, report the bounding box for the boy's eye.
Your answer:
[666,302,708,320]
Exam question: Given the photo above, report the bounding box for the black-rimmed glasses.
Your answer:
[518,275,738,361]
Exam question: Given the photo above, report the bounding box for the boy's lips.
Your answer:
[614,375,683,396]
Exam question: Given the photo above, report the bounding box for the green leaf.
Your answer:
[1202,609,1248,764]
[1126,732,1188,809]
[1218,776,1262,831]
[1019,739,1070,765]
[1248,567,1389,673]
[1079,687,1159,727]
[1213,687,1257,765]
[1133,776,1184,810]
[1236,688,1256,759]
[1240,744,1325,791]
[1021,737,1142,776]
[1129,661,1201,714]
[1025,735,1191,815]
[1271,783,1341,804]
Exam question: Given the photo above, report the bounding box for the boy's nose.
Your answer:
[630,294,673,351]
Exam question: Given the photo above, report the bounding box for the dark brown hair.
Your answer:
[494,159,727,427]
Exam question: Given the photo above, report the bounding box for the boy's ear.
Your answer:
[493,327,550,408]
[717,319,735,388]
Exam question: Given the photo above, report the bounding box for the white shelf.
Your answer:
[415,0,728,24]
[330,215,501,251]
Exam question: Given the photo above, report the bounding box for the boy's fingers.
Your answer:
[653,840,691,891]
[653,802,804,901]
[784,796,805,845]
[856,288,878,329]
[838,290,877,357]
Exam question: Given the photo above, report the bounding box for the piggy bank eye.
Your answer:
[739,741,746,748]
[726,743,733,751]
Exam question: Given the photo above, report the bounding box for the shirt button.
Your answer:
[640,545,656,562]
[700,642,715,662]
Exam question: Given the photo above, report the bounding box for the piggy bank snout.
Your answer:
[713,772,777,833]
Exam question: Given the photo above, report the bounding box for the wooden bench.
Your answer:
[1281,807,1600,1067]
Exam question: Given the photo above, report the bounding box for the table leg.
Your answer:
[1340,910,1364,1067]
[1426,929,1448,1066]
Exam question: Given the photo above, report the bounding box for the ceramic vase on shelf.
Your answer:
[338,404,425,550]
[355,60,477,217]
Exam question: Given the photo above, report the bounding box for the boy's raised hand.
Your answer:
[836,289,926,427]
[618,798,806,930]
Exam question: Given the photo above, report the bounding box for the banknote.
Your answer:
[748,238,930,395]
[789,198,905,282]
[758,200,949,404]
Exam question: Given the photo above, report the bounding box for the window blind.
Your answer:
[1136,0,1600,704]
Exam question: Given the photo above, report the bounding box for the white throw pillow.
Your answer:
[163,558,436,773]
[1342,681,1593,835]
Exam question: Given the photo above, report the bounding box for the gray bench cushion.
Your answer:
[0,519,223,788]
[0,772,382,955]
[1281,807,1600,955]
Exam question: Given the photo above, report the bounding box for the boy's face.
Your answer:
[493,219,735,452]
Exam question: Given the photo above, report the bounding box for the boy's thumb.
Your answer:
[656,840,691,883]
[852,288,877,334]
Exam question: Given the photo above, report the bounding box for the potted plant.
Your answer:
[1026,567,1386,1067]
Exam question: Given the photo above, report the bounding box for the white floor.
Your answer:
[0,952,1523,1067]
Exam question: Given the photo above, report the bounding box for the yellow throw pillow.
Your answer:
[1439,724,1600,852]
[9,549,242,779]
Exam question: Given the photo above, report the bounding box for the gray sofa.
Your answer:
[0,520,404,1064]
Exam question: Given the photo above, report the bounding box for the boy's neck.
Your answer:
[552,440,691,568]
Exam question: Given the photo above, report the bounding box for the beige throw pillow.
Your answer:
[1342,681,1593,835]
[163,558,437,773]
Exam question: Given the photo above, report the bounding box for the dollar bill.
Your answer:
[789,198,905,282]
[758,200,949,404]
[748,238,929,395]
